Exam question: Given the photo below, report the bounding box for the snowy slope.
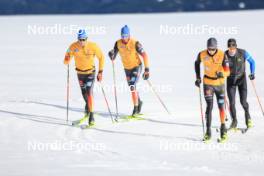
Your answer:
[0,10,264,176]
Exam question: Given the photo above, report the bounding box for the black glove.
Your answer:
[143,68,149,80]
[195,78,201,87]
[216,72,224,78]
[108,50,115,61]
[249,74,255,80]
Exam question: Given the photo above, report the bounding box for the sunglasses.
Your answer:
[79,39,87,42]
[228,43,237,48]
[121,34,129,39]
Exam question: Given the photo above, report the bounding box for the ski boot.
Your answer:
[88,112,95,127]
[138,100,143,114]
[228,119,238,132]
[246,118,253,129]
[203,128,211,143]
[131,106,139,117]
[72,112,89,126]
[218,124,228,143]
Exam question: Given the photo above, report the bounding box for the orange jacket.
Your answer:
[64,41,105,74]
[116,38,149,70]
[196,49,230,86]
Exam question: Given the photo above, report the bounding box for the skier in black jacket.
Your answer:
[225,38,256,130]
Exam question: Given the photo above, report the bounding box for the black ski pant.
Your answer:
[77,73,95,114]
[125,64,142,106]
[227,75,251,123]
[125,64,142,90]
[204,84,226,132]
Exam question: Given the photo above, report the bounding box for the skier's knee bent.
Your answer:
[240,99,249,110]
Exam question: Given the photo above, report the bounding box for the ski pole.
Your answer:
[146,80,171,115]
[66,65,70,122]
[250,80,264,117]
[224,96,230,121]
[100,82,115,123]
[198,86,205,136]
[224,89,230,121]
[111,60,119,120]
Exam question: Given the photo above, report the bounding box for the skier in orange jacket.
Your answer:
[64,29,105,126]
[195,38,230,142]
[108,25,150,116]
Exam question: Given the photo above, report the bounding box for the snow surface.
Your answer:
[0,10,264,176]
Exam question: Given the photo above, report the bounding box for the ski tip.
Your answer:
[202,139,211,144]
[80,124,95,129]
[72,122,80,126]
[80,124,87,129]
[241,128,248,134]
[228,128,239,132]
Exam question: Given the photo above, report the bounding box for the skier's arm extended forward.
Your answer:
[222,54,230,78]
[108,42,118,60]
[64,47,73,65]
[244,51,256,80]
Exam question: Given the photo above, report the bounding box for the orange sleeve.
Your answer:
[141,52,150,68]
[64,46,73,65]
[94,44,105,72]
[135,41,149,68]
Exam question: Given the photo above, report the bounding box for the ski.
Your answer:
[72,113,145,129]
[216,127,249,135]
[237,128,249,134]
[118,114,145,122]
[71,115,88,126]
[217,137,228,143]
[227,127,249,134]
[202,139,211,144]
[201,137,227,144]
[80,124,95,129]
[227,127,239,132]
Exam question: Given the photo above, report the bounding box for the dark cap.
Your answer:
[207,38,217,48]
[227,38,237,48]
